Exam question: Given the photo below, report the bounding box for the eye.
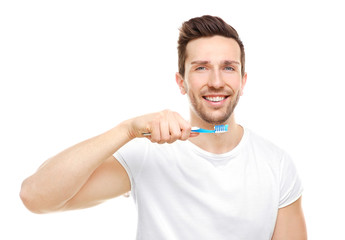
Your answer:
[224,66,235,71]
[196,66,206,71]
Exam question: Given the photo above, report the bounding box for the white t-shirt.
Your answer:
[114,128,303,240]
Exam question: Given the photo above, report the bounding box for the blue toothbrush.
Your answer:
[191,124,228,133]
[142,124,228,136]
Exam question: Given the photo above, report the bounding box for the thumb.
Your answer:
[189,132,200,138]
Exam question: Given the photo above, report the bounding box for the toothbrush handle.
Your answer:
[142,127,216,135]
[191,128,215,133]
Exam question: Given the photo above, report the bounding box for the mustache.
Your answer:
[200,87,234,96]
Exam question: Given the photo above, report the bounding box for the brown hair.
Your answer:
[177,15,245,77]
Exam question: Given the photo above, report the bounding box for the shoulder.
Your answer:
[245,128,285,154]
[244,128,292,167]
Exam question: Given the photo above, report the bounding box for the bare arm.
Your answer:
[272,197,307,240]
[20,121,132,213]
[20,110,194,213]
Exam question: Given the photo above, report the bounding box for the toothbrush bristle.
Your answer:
[214,124,228,133]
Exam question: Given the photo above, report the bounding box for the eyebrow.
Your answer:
[190,60,209,65]
[190,60,240,65]
[223,60,240,65]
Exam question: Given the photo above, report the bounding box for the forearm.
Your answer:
[20,110,194,213]
[20,121,132,213]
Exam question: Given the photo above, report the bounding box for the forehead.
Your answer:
[185,35,241,63]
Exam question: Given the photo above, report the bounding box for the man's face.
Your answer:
[176,36,247,125]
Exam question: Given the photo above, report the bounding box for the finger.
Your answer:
[159,116,170,144]
[189,132,200,138]
[175,115,192,141]
[168,115,183,143]
[150,118,161,143]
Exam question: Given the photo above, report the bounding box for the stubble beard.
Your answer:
[189,91,240,125]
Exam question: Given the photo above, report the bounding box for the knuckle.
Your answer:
[171,131,181,140]
[172,110,180,116]
[162,109,171,115]
[185,124,192,132]
[182,126,192,140]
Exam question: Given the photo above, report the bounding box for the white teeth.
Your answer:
[205,96,225,102]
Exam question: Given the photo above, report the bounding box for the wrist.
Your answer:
[118,118,137,141]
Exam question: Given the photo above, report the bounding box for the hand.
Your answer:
[126,109,199,144]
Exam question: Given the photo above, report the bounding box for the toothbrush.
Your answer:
[142,124,228,136]
[191,124,228,133]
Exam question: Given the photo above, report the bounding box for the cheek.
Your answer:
[227,77,243,91]
[185,78,201,94]
[188,73,209,89]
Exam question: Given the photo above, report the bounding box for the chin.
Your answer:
[190,94,239,125]
[198,110,233,125]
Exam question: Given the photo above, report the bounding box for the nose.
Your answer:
[208,69,225,89]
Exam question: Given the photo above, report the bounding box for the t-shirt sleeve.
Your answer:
[278,152,303,208]
[113,138,148,192]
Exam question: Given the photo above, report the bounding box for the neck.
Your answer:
[189,114,244,154]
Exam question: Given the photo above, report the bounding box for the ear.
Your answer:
[240,72,247,96]
[175,72,186,95]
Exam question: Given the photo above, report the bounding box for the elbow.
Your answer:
[19,188,40,214]
[20,179,48,214]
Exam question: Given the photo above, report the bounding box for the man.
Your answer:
[20,15,307,239]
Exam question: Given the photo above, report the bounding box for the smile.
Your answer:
[203,96,228,102]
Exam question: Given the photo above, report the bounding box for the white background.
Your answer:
[1,0,344,239]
